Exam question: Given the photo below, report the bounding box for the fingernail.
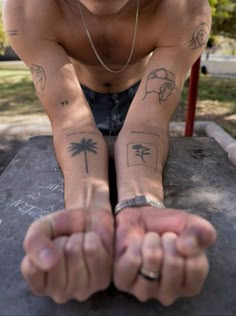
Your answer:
[38,248,55,269]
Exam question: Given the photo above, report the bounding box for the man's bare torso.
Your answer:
[10,0,198,93]
[55,0,161,93]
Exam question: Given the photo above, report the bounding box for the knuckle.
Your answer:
[52,294,69,304]
[165,255,182,270]
[127,253,141,268]
[159,295,176,306]
[145,249,162,265]
[31,287,46,296]
[74,291,90,302]
[135,292,150,302]
[189,257,209,275]
[84,241,98,257]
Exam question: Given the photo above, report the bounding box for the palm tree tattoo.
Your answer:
[186,23,209,50]
[30,64,46,96]
[143,68,176,103]
[68,138,98,174]
[132,144,150,163]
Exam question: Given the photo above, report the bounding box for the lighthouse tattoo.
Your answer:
[143,68,176,103]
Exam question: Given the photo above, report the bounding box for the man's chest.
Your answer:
[56,3,158,66]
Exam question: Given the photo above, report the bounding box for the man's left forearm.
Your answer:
[114,122,169,203]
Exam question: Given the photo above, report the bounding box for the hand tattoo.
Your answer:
[186,23,209,50]
[68,138,98,174]
[143,68,176,103]
[30,64,46,96]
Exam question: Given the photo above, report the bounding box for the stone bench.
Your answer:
[0,136,236,315]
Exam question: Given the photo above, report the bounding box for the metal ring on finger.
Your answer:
[139,266,160,282]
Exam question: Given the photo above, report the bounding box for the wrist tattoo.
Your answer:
[66,131,100,137]
[7,29,18,36]
[143,68,176,103]
[127,142,158,170]
[68,138,98,174]
[186,23,209,50]
[30,64,46,97]
[130,131,160,137]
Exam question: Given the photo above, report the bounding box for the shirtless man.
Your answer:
[3,0,217,305]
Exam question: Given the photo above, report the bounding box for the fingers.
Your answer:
[176,214,217,256]
[158,232,184,306]
[65,233,89,301]
[46,237,68,304]
[66,232,112,302]
[23,217,59,270]
[21,256,45,296]
[182,253,209,297]
[22,237,69,303]
[83,232,112,292]
[114,234,142,292]
[132,232,162,302]
[23,210,86,271]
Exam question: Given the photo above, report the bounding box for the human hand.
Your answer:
[21,208,114,303]
[114,207,217,305]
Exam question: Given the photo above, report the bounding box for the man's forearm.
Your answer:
[53,125,112,212]
[114,123,169,203]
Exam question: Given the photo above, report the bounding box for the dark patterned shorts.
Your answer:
[81,81,140,136]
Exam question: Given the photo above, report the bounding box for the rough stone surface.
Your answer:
[0,136,236,316]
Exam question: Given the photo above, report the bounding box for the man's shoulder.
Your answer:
[160,0,210,15]
[3,0,60,33]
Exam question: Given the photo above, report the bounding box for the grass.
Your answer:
[0,64,235,137]
[180,75,236,137]
[0,67,43,116]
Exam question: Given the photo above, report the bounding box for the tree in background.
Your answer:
[0,0,235,55]
[209,0,236,39]
[0,1,7,55]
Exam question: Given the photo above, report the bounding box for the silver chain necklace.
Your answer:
[77,0,140,73]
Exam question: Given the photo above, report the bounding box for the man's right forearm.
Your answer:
[53,123,112,212]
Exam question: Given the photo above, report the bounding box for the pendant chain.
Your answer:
[77,0,140,73]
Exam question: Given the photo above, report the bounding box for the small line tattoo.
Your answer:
[186,23,209,50]
[61,100,69,107]
[127,142,158,170]
[130,131,160,137]
[30,64,46,96]
[68,138,98,174]
[7,29,18,36]
[66,131,99,137]
[143,68,176,103]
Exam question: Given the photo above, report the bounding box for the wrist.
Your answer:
[65,178,112,212]
[115,128,166,203]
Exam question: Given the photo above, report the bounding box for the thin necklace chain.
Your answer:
[77,0,140,73]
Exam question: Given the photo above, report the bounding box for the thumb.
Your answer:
[23,215,59,271]
[176,215,217,256]
[23,209,87,270]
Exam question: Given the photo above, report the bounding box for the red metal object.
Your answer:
[184,57,201,137]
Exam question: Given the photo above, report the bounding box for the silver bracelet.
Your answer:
[114,195,165,215]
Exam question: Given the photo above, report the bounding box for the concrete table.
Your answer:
[0,136,235,316]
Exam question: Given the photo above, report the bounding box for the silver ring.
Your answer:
[139,266,160,282]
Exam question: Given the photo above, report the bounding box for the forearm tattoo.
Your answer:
[66,131,99,137]
[60,100,69,107]
[127,142,158,170]
[30,64,46,96]
[68,138,98,174]
[186,23,209,50]
[143,68,176,103]
[130,130,160,137]
[7,29,18,36]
